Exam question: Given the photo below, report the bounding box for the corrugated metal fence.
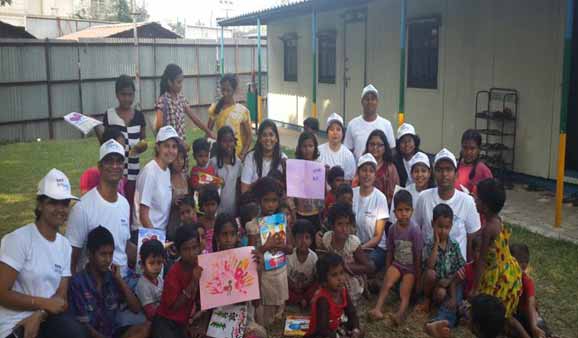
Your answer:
[0,38,268,142]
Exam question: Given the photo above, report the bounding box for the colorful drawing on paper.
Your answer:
[284,315,310,336]
[286,159,326,200]
[136,228,166,274]
[259,213,287,271]
[198,246,260,310]
[206,304,248,338]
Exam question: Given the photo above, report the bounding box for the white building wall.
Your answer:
[266,0,566,179]
[0,0,75,25]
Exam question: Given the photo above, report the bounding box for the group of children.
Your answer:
[71,106,552,338]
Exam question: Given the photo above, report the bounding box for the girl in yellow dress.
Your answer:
[472,178,526,337]
[208,74,253,159]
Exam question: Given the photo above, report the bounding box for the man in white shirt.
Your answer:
[414,148,481,261]
[344,84,396,160]
[67,139,137,277]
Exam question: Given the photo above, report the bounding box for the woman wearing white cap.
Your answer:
[0,169,89,338]
[344,84,396,161]
[393,123,424,187]
[317,113,356,180]
[134,126,180,231]
[352,153,389,272]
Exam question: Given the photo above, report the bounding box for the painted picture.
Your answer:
[284,315,310,336]
[206,304,248,338]
[259,213,287,271]
[198,246,260,310]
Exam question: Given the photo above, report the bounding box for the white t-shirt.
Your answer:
[0,224,72,338]
[241,150,288,185]
[414,188,481,260]
[318,143,357,180]
[352,187,389,249]
[134,160,172,230]
[403,158,413,185]
[66,187,131,277]
[135,275,164,307]
[287,249,318,286]
[210,157,242,216]
[344,115,396,160]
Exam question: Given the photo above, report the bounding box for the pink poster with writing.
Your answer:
[198,246,260,310]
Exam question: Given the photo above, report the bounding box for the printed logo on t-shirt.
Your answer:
[53,263,63,275]
[121,218,129,227]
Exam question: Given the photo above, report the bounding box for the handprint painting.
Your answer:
[198,246,261,310]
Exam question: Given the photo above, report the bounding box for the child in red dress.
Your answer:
[306,253,362,338]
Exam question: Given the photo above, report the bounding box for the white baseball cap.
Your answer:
[99,139,125,161]
[397,123,416,140]
[37,168,78,200]
[361,84,379,99]
[434,148,457,168]
[410,152,431,169]
[326,112,344,128]
[357,153,378,168]
[156,125,180,143]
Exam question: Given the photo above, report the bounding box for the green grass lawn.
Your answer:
[0,133,576,337]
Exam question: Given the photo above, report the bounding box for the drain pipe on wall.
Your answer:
[555,0,575,227]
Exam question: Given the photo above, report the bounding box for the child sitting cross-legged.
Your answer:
[369,190,423,325]
[319,202,373,305]
[421,204,466,338]
[306,253,363,338]
[287,219,319,311]
[135,239,165,322]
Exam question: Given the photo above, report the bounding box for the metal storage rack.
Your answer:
[475,88,518,181]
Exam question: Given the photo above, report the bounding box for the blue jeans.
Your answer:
[431,284,463,327]
[369,247,387,272]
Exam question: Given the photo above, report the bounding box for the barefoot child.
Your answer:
[287,219,319,310]
[472,178,523,336]
[135,239,165,321]
[320,203,373,304]
[306,253,362,338]
[369,190,422,325]
[246,177,292,327]
[421,204,465,336]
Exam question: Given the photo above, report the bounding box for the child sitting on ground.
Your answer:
[152,224,203,338]
[287,219,319,310]
[189,138,217,191]
[369,190,422,325]
[319,202,373,305]
[197,185,220,253]
[469,294,506,338]
[306,253,362,338]
[510,243,552,338]
[324,166,346,218]
[69,226,149,338]
[135,239,165,321]
[421,204,466,337]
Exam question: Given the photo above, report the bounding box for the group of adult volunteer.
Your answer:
[0,63,484,338]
